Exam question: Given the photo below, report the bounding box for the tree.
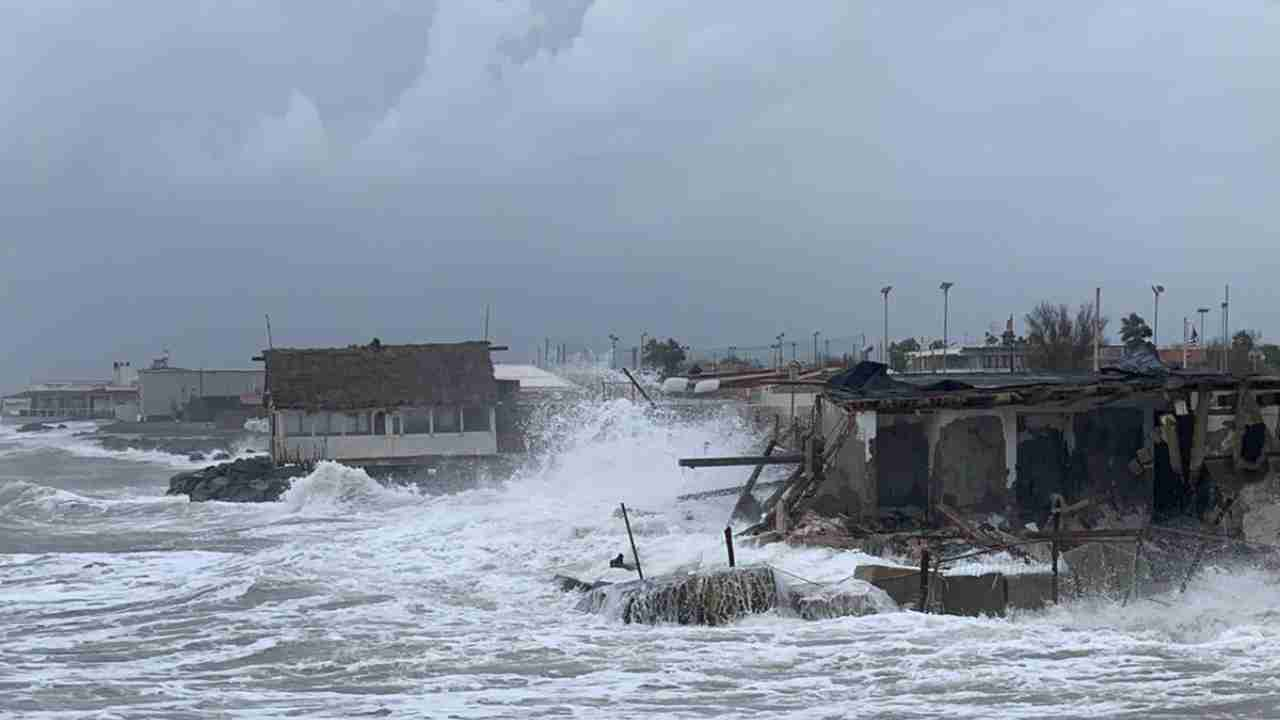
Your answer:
[642,338,687,377]
[1230,330,1261,374]
[1024,300,1108,372]
[1119,313,1154,351]
[888,337,920,372]
[984,331,1000,346]
[1261,343,1280,372]
[929,339,946,350]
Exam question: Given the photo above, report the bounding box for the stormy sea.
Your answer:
[3,399,1279,719]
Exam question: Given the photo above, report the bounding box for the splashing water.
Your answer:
[3,396,1280,718]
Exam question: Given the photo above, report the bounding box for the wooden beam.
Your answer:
[678,454,804,469]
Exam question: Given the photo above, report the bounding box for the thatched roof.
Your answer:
[265,341,497,411]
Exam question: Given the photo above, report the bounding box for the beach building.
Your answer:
[5,362,140,421]
[264,341,507,465]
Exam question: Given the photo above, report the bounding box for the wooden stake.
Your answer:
[1051,508,1061,604]
[620,502,644,581]
[724,526,736,567]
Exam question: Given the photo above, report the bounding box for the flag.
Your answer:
[1189,327,1199,346]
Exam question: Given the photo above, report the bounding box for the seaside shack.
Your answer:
[799,363,1280,536]
[263,341,514,468]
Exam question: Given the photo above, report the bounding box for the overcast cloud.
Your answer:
[2,1,1278,387]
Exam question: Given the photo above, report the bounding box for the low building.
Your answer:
[811,363,1280,534]
[906,345,1028,373]
[138,365,264,421]
[264,341,503,465]
[6,362,140,421]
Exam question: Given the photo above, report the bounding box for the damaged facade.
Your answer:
[806,363,1280,537]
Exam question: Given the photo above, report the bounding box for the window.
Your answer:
[309,413,330,436]
[391,415,402,435]
[463,406,490,432]
[284,412,302,435]
[434,406,459,433]
[404,408,431,435]
[352,412,370,435]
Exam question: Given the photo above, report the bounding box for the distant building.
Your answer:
[137,366,264,422]
[264,341,505,465]
[906,345,1028,373]
[7,363,139,421]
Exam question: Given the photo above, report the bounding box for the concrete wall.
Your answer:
[875,415,929,509]
[139,369,263,419]
[927,410,1013,514]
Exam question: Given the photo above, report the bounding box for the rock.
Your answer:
[788,581,897,619]
[213,451,231,461]
[577,566,779,625]
[167,456,309,503]
[188,452,205,462]
[17,423,56,433]
[1243,503,1280,546]
[576,566,897,625]
[56,424,67,429]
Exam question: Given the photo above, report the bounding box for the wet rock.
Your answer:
[167,456,310,503]
[212,451,232,461]
[187,452,205,462]
[577,566,779,625]
[17,423,56,433]
[576,566,897,625]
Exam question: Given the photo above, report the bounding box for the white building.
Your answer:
[137,367,264,421]
[266,341,502,465]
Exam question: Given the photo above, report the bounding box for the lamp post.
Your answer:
[880,286,893,365]
[639,332,648,368]
[1151,285,1164,350]
[940,282,954,373]
[608,334,619,369]
[813,331,821,369]
[775,333,785,369]
[1196,307,1210,369]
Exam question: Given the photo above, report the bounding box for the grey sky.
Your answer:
[3,1,1278,388]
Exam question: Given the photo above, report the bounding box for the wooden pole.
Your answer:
[621,368,656,408]
[1122,532,1144,607]
[620,502,644,581]
[1051,508,1061,604]
[724,526,736,567]
[917,549,931,613]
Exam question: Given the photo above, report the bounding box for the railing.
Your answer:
[11,409,117,419]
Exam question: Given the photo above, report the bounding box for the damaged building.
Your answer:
[801,362,1280,538]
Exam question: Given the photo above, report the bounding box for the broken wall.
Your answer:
[928,411,1011,514]
[808,407,877,522]
[875,415,928,509]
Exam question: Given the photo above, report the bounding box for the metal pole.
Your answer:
[620,503,644,581]
[1093,287,1101,372]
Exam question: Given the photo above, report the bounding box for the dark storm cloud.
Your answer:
[2,1,1278,388]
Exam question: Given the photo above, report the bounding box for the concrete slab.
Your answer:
[1004,572,1055,610]
[940,573,1006,617]
[854,564,922,607]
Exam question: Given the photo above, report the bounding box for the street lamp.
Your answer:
[1196,307,1210,369]
[813,330,821,368]
[639,332,648,368]
[1151,285,1164,349]
[775,333,785,369]
[940,282,954,373]
[880,286,893,365]
[608,334,619,369]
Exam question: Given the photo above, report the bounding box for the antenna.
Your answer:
[265,314,274,349]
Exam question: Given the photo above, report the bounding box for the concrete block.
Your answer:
[854,564,921,607]
[940,573,1006,617]
[1004,572,1055,610]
